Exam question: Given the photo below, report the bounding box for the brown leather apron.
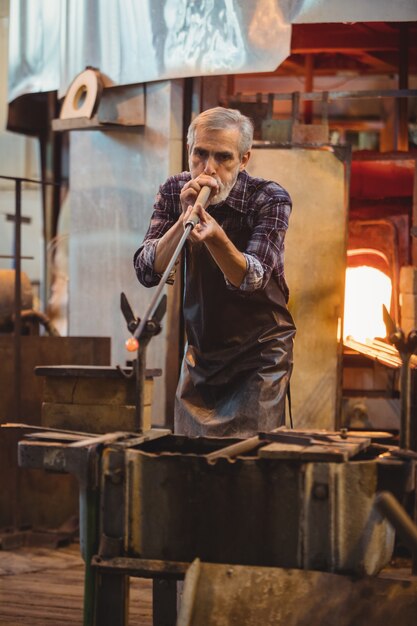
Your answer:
[174,205,296,438]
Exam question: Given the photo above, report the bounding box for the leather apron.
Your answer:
[174,207,296,438]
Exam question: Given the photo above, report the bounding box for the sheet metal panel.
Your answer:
[178,561,417,626]
[248,148,347,430]
[8,0,417,104]
[8,0,291,102]
[68,80,183,426]
[291,0,417,24]
[125,442,394,576]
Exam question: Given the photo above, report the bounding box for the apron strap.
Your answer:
[286,383,293,429]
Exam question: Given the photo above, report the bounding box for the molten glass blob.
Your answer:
[125,336,139,352]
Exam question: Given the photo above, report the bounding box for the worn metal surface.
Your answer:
[125,437,394,576]
[248,147,348,430]
[0,336,110,529]
[376,491,417,553]
[91,556,188,579]
[69,80,182,427]
[8,1,417,102]
[8,1,291,101]
[16,430,407,625]
[18,440,96,488]
[36,365,157,434]
[0,269,32,327]
[178,559,417,626]
[17,431,395,577]
[95,447,129,626]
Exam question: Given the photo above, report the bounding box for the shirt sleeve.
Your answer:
[227,189,291,293]
[133,179,183,287]
[224,253,264,291]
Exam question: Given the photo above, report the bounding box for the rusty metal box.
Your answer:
[122,436,394,576]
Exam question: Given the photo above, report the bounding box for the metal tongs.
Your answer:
[383,305,417,450]
[118,292,166,432]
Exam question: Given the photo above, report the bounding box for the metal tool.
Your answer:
[126,185,211,351]
[375,491,417,553]
[0,174,60,421]
[119,292,166,432]
[383,305,417,450]
[120,185,212,432]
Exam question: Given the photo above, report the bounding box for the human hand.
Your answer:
[182,204,222,243]
[180,174,219,214]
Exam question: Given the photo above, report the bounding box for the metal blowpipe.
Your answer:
[125,185,212,352]
[184,185,212,228]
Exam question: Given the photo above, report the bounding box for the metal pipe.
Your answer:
[135,341,147,432]
[303,55,314,124]
[0,174,59,421]
[231,88,417,104]
[399,357,412,450]
[397,23,409,152]
[133,227,191,343]
[206,425,288,463]
[133,187,211,344]
[82,484,99,626]
[375,491,417,553]
[206,436,261,463]
[14,179,22,422]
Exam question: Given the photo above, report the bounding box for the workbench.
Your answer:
[14,425,414,626]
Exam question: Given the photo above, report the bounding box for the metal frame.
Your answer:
[0,174,59,421]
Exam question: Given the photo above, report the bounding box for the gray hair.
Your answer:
[187,107,254,158]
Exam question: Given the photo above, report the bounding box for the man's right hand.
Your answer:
[180,175,219,213]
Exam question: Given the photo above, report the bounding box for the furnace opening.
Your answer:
[343,256,392,343]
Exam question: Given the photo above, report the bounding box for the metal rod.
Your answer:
[82,485,99,626]
[0,174,58,185]
[130,187,210,431]
[135,340,148,432]
[131,226,192,433]
[133,225,191,341]
[303,55,314,124]
[2,173,61,422]
[91,555,188,579]
[206,436,261,463]
[397,23,409,152]
[291,92,300,127]
[400,357,412,450]
[344,338,401,368]
[410,369,417,453]
[411,463,417,576]
[232,89,417,104]
[206,425,288,463]
[0,254,34,259]
[375,491,417,553]
[14,180,22,422]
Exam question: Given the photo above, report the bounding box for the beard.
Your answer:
[209,168,240,205]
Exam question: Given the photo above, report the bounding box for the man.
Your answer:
[134,107,295,437]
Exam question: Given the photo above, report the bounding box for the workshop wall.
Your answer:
[68,80,184,426]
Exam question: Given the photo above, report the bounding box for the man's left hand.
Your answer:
[183,203,222,243]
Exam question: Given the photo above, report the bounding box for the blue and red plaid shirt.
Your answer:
[134,169,291,300]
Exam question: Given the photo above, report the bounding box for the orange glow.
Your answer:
[343,266,392,342]
[125,337,139,352]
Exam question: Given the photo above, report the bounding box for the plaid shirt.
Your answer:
[134,169,291,300]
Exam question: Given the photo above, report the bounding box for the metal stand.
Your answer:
[120,291,167,432]
[120,220,195,433]
[0,174,59,421]
[383,305,417,450]
[383,305,417,574]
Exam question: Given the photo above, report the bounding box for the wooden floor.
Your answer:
[0,543,152,625]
